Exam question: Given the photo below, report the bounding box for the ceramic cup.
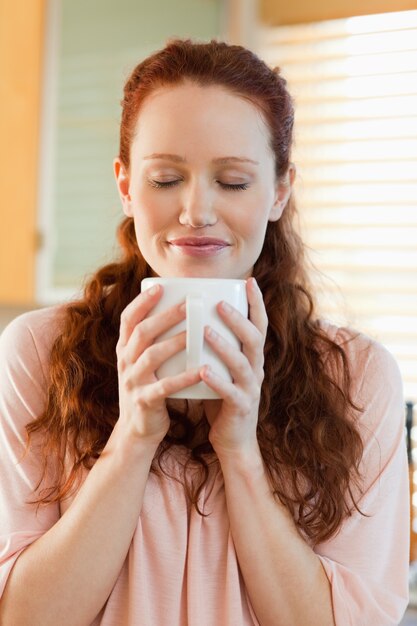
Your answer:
[140,277,248,399]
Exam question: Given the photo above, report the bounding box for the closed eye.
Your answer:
[148,180,249,191]
[219,182,250,191]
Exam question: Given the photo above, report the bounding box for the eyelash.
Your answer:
[148,180,249,191]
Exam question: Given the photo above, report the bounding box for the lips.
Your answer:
[168,237,230,246]
[168,237,230,257]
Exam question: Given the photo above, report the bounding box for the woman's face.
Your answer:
[114,82,293,279]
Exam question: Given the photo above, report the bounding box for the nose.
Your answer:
[178,180,217,227]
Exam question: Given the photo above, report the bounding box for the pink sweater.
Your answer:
[0,306,410,625]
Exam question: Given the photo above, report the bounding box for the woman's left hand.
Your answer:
[201,277,268,458]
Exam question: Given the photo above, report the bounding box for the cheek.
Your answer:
[133,188,176,230]
[235,201,269,238]
[238,217,257,240]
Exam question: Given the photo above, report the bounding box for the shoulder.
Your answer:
[0,305,69,434]
[0,304,68,384]
[318,319,404,440]
[318,318,402,394]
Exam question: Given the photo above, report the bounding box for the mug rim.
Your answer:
[141,277,247,284]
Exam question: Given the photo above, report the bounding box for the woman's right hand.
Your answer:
[115,285,202,447]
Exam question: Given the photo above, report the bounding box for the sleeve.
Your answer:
[0,312,60,597]
[313,337,410,626]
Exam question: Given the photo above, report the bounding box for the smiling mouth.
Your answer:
[168,242,230,257]
[168,237,231,246]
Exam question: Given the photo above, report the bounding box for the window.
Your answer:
[258,9,417,402]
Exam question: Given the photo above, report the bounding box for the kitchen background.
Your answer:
[0,0,416,622]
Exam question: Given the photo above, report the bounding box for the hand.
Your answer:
[200,277,268,458]
[116,285,203,448]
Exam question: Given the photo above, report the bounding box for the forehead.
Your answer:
[131,82,273,159]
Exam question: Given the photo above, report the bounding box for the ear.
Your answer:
[268,163,296,222]
[113,157,133,217]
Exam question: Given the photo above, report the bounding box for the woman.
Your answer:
[0,38,409,625]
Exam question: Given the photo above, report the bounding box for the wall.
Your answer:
[0,0,45,305]
[47,0,222,296]
[0,0,222,308]
[260,0,417,25]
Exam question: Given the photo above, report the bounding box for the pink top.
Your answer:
[0,306,410,625]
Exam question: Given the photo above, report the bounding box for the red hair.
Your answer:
[26,38,366,545]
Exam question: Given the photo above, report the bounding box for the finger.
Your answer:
[216,301,265,373]
[204,326,259,388]
[126,330,187,381]
[123,300,186,363]
[138,367,203,406]
[246,277,269,338]
[119,284,163,347]
[200,365,239,404]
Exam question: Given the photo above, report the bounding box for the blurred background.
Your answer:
[0,0,416,621]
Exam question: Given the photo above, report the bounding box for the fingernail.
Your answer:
[221,301,232,313]
[204,365,213,377]
[179,302,186,313]
[148,285,160,296]
[250,277,259,290]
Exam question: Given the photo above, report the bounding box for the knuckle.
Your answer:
[133,390,147,409]
[235,362,245,377]
[119,365,133,390]
[243,398,252,414]
[176,331,186,346]
[157,378,172,397]
[254,327,264,343]
[159,378,174,397]
[254,374,264,391]
[247,336,258,353]
[236,355,247,373]
[118,355,128,373]
[231,387,240,403]
[119,310,129,326]
[140,350,154,370]
[124,375,134,392]
[249,374,262,398]
[133,324,144,342]
[148,385,165,407]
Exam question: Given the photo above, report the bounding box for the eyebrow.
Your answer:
[143,153,259,165]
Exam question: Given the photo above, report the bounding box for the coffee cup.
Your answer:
[140,277,248,399]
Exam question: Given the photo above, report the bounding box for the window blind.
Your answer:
[258,9,417,403]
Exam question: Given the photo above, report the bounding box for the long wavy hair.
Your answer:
[26,38,367,545]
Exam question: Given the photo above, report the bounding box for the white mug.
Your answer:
[140,277,248,399]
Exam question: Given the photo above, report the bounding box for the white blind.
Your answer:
[258,9,417,403]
